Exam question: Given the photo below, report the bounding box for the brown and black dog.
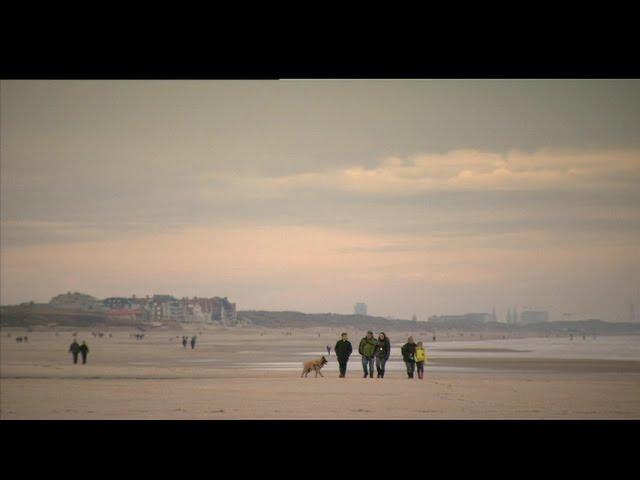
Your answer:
[301,356,328,377]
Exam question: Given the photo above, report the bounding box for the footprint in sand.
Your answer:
[351,408,371,413]
[209,410,225,413]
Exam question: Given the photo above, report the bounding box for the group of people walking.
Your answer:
[333,331,427,379]
[182,336,197,349]
[68,340,90,364]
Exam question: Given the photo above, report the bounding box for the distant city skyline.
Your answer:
[2,80,640,322]
[7,288,638,324]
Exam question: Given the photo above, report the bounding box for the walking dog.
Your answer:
[301,356,328,377]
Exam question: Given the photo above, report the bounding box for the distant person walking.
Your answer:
[182,336,188,349]
[401,336,417,379]
[415,341,426,379]
[69,340,80,364]
[374,332,390,378]
[334,333,353,378]
[190,336,197,349]
[79,341,89,364]
[326,345,331,356]
[358,331,378,378]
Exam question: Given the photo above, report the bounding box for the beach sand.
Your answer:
[2,326,639,419]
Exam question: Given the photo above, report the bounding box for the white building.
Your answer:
[354,303,368,315]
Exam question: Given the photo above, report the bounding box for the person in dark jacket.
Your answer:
[374,332,391,378]
[401,336,417,379]
[358,331,378,378]
[182,336,188,349]
[334,333,353,378]
[190,336,197,349]
[69,340,80,364]
[79,341,90,364]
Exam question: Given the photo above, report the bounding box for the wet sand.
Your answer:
[2,327,640,419]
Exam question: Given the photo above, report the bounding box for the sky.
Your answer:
[1,80,639,321]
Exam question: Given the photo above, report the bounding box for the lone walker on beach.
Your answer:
[334,333,352,378]
[401,336,417,379]
[358,331,378,378]
[182,336,188,349]
[79,341,90,364]
[69,340,80,364]
[326,345,331,356]
[190,336,197,349]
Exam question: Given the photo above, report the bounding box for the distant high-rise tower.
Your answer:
[354,303,368,316]
[506,308,512,324]
[513,306,519,324]
[491,306,497,322]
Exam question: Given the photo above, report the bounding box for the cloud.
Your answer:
[195,149,640,211]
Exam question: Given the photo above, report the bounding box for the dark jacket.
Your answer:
[69,342,80,354]
[79,344,89,355]
[374,336,390,360]
[334,339,353,360]
[401,342,417,362]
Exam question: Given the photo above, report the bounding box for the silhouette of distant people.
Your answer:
[79,341,89,364]
[190,336,197,349]
[326,345,331,356]
[69,340,80,364]
[182,336,188,348]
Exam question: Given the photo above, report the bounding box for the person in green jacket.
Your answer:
[358,331,378,378]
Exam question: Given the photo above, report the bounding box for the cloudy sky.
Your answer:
[1,80,639,321]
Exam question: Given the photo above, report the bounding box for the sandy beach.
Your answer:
[2,326,639,419]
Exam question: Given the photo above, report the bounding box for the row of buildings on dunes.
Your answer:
[48,292,238,325]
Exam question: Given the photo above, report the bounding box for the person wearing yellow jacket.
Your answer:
[415,341,426,379]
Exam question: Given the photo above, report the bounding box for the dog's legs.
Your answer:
[318,370,324,377]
